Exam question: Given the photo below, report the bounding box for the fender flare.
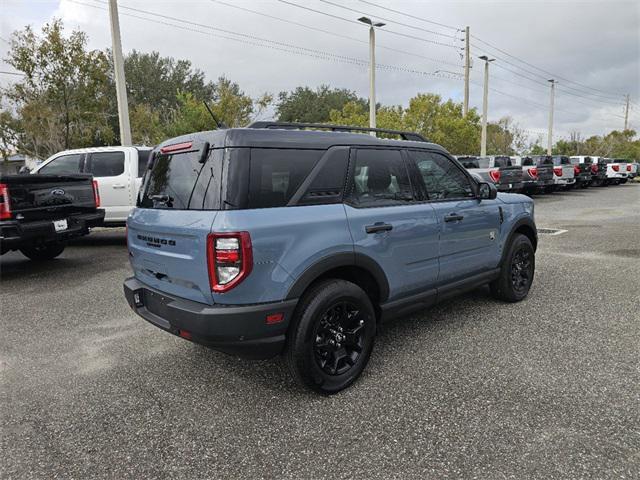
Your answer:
[285,252,390,302]
[501,217,538,264]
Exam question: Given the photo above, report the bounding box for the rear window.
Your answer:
[139,147,221,210]
[459,158,480,169]
[493,157,512,167]
[553,156,571,165]
[522,157,534,166]
[533,156,553,166]
[88,152,125,177]
[248,149,322,208]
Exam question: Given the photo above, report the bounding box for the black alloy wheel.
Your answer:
[510,247,533,295]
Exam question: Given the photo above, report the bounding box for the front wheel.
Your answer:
[490,234,535,302]
[286,279,376,394]
[19,243,66,261]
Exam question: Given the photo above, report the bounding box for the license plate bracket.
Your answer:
[53,219,68,232]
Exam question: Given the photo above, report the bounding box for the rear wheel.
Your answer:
[490,234,535,302]
[286,279,376,394]
[19,243,66,261]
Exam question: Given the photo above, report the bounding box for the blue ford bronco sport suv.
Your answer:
[124,122,537,394]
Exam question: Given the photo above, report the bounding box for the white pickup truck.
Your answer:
[32,146,152,225]
[602,158,629,185]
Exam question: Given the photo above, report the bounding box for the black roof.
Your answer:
[156,127,447,153]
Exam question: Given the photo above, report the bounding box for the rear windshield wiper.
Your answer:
[150,194,173,207]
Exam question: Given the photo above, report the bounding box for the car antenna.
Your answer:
[203,101,226,129]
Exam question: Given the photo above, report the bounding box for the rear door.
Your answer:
[408,150,501,284]
[128,144,222,305]
[344,148,439,300]
[86,151,131,222]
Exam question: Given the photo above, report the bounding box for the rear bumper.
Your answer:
[554,177,575,185]
[0,210,104,250]
[497,181,523,191]
[123,277,298,359]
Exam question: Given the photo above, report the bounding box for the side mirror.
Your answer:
[18,166,31,174]
[478,182,497,200]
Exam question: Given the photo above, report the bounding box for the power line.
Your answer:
[318,0,461,40]
[470,35,624,101]
[276,0,461,50]
[0,70,24,76]
[358,0,460,32]
[210,0,462,68]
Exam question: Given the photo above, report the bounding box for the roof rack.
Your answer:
[247,121,428,142]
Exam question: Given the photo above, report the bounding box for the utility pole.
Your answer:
[108,0,132,146]
[463,26,470,117]
[479,55,494,157]
[624,94,630,130]
[547,79,556,155]
[358,17,385,135]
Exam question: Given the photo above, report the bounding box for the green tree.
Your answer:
[277,85,367,123]
[2,19,114,158]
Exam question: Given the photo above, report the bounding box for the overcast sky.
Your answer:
[1,0,639,143]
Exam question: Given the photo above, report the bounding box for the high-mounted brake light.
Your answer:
[0,183,11,220]
[590,164,598,174]
[527,167,538,179]
[160,141,193,154]
[207,232,253,292]
[488,169,501,183]
[92,180,101,208]
[612,164,619,172]
[553,167,563,177]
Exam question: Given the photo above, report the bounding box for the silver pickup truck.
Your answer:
[532,155,575,191]
[511,156,554,194]
[455,155,523,192]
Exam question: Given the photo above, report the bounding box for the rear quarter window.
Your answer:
[248,148,322,208]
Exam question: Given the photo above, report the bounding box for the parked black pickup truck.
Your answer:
[0,174,104,260]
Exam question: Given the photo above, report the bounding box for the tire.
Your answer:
[490,234,535,303]
[19,243,66,261]
[285,279,376,394]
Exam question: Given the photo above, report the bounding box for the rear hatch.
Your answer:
[128,139,222,305]
[1,174,96,221]
[493,157,522,186]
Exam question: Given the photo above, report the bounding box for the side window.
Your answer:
[38,154,83,174]
[87,152,125,177]
[248,149,322,208]
[298,147,349,206]
[347,149,413,207]
[137,150,151,177]
[408,150,475,200]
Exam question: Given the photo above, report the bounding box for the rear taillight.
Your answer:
[590,164,598,174]
[553,167,563,177]
[573,165,580,175]
[612,164,619,172]
[626,164,631,172]
[488,169,501,183]
[527,167,538,179]
[92,180,101,207]
[0,183,11,220]
[207,232,253,292]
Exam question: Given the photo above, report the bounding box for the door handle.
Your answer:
[365,222,393,234]
[113,184,126,189]
[444,213,464,222]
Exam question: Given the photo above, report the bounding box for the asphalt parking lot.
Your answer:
[1,184,639,479]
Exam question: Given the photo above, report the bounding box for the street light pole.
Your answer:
[547,79,556,155]
[108,0,132,146]
[463,26,470,117]
[479,55,494,157]
[358,17,385,136]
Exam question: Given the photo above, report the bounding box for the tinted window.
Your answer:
[522,157,534,166]
[38,154,82,174]
[139,148,221,210]
[88,152,125,177]
[298,147,349,205]
[408,150,475,200]
[533,156,553,166]
[248,149,321,208]
[459,158,480,169]
[137,150,151,177]
[494,157,512,167]
[347,149,413,206]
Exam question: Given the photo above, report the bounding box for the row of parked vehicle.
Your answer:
[454,155,638,194]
